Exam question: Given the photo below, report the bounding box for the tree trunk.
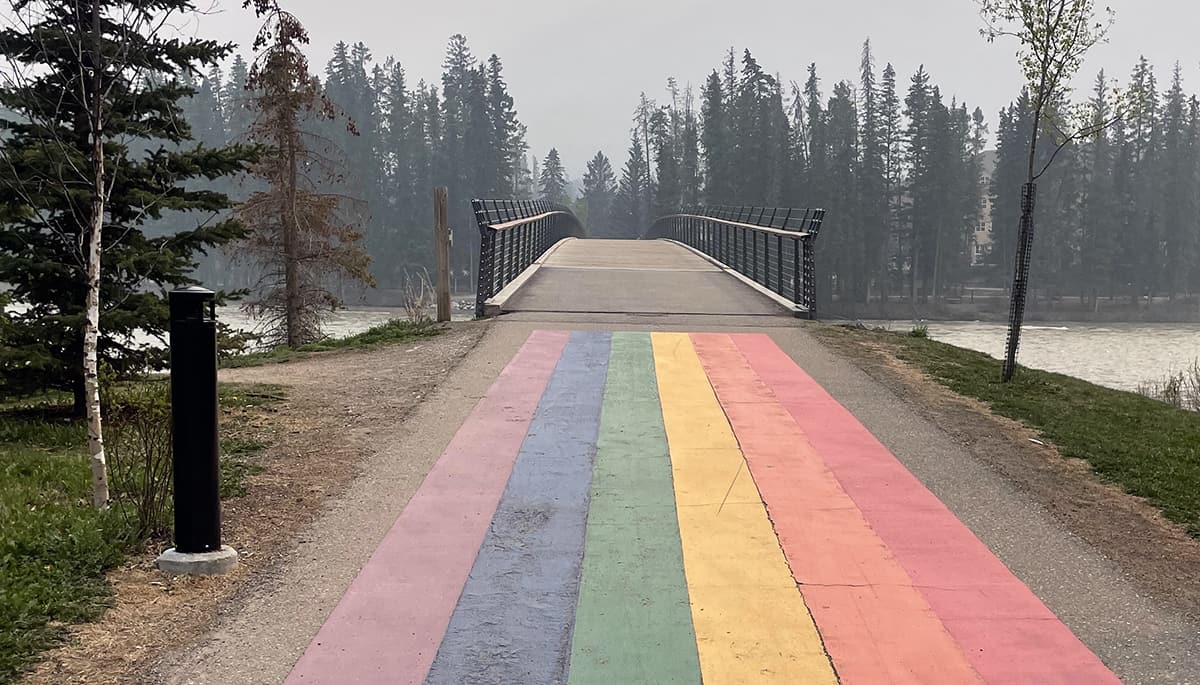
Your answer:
[84,2,108,510]
[284,128,301,348]
[1002,182,1037,382]
[85,137,109,510]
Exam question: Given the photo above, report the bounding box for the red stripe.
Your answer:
[730,333,1121,684]
[284,330,570,685]
[692,333,984,685]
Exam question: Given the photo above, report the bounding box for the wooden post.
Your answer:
[434,187,451,322]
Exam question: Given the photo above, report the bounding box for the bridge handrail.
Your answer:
[485,210,574,232]
[650,205,827,318]
[654,213,813,239]
[473,198,585,318]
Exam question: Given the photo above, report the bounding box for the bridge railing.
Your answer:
[651,206,826,318]
[473,198,585,318]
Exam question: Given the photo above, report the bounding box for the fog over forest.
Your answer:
[172,17,1200,322]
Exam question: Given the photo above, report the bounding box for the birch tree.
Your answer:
[978,0,1119,380]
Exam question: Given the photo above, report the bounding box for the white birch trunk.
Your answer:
[86,2,109,509]
[85,171,109,509]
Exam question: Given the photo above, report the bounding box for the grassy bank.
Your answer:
[0,383,283,683]
[222,319,445,369]
[818,325,1200,537]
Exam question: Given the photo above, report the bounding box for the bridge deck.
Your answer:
[500,239,787,317]
[283,331,1121,685]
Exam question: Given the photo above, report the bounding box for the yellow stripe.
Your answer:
[651,333,838,684]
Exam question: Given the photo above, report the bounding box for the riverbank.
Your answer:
[3,322,486,685]
[813,323,1200,619]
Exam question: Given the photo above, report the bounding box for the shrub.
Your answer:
[102,381,174,542]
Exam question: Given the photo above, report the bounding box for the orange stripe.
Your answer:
[691,333,985,685]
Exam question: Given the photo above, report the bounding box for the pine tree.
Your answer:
[539,148,568,204]
[651,107,682,216]
[1078,71,1119,307]
[581,151,619,236]
[825,81,861,305]
[485,55,519,196]
[803,64,828,213]
[858,40,889,302]
[679,87,702,207]
[1160,63,1195,299]
[0,0,258,506]
[238,3,374,348]
[615,134,652,238]
[904,66,934,301]
[879,63,904,298]
[700,70,730,203]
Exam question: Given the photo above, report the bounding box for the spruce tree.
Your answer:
[858,40,889,302]
[1160,63,1194,299]
[700,70,730,203]
[879,63,904,298]
[651,108,682,216]
[0,0,257,505]
[539,148,569,204]
[616,134,652,238]
[581,152,619,236]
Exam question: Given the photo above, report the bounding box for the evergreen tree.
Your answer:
[615,134,652,238]
[904,65,934,301]
[581,151,619,236]
[858,41,889,301]
[485,55,519,195]
[651,107,682,216]
[824,81,861,305]
[1160,63,1195,299]
[680,87,703,207]
[1078,71,1119,306]
[700,70,731,203]
[239,4,374,348]
[879,63,904,297]
[539,148,568,204]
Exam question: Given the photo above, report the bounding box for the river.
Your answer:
[238,309,1197,392]
[866,320,1200,391]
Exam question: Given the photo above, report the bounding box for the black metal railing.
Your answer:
[473,198,585,317]
[650,206,826,318]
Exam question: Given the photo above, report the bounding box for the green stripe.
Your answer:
[567,332,702,684]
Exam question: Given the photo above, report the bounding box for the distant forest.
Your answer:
[183,37,1200,314]
[599,43,1200,316]
[180,35,536,296]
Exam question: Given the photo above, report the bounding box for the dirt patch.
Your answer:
[813,324,1200,622]
[19,322,488,685]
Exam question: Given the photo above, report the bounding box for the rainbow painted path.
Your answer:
[285,331,1121,685]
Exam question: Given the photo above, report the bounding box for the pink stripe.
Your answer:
[691,333,984,685]
[284,330,570,685]
[731,334,1121,685]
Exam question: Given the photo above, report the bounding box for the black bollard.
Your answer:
[157,286,237,574]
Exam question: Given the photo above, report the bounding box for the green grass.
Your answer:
[0,381,285,682]
[827,327,1200,536]
[222,319,445,369]
[0,416,123,684]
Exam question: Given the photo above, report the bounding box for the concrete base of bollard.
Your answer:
[156,545,239,576]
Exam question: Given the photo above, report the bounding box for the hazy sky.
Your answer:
[195,0,1200,179]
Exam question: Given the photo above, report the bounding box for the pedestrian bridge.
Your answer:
[494,238,787,318]
[471,200,824,321]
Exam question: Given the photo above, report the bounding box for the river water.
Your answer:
[233,309,1197,392]
[866,320,1200,391]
